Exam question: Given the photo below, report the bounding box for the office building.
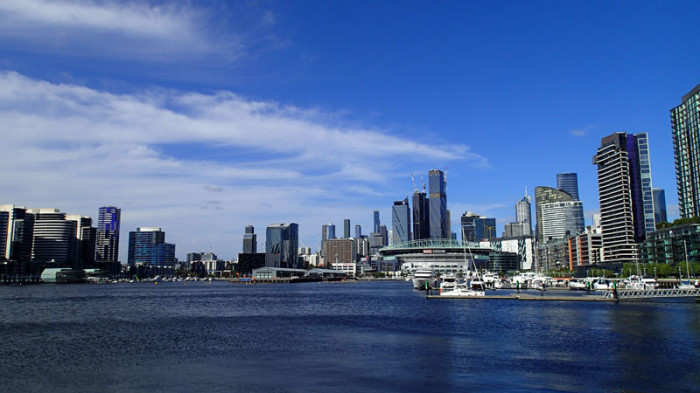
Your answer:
[460,211,479,242]
[428,169,448,239]
[412,190,430,240]
[391,197,411,245]
[505,194,532,237]
[535,186,578,242]
[540,200,585,240]
[343,219,351,239]
[243,225,257,253]
[556,173,580,200]
[593,132,655,264]
[265,223,299,269]
[96,206,120,262]
[66,214,96,269]
[0,205,34,261]
[355,224,362,239]
[652,188,668,225]
[460,212,496,242]
[671,83,700,218]
[322,238,357,264]
[379,225,388,246]
[373,211,380,234]
[127,227,176,267]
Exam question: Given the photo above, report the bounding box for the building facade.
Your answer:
[343,219,351,239]
[127,227,176,267]
[639,224,700,265]
[516,194,533,236]
[412,191,430,240]
[391,197,411,245]
[594,132,655,264]
[243,225,257,254]
[534,186,576,242]
[671,83,700,218]
[0,205,34,262]
[540,200,585,241]
[428,169,448,239]
[556,173,580,200]
[265,223,299,269]
[322,238,357,265]
[96,206,120,262]
[652,188,668,225]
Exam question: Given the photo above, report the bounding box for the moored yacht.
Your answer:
[412,269,436,290]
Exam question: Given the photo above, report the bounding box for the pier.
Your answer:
[427,288,700,302]
[427,292,616,302]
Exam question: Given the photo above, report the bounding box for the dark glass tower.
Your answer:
[412,191,430,240]
[556,173,580,200]
[373,211,380,234]
[343,219,350,239]
[243,225,257,253]
[391,197,411,245]
[127,227,175,266]
[428,169,448,239]
[96,206,120,262]
[652,188,667,225]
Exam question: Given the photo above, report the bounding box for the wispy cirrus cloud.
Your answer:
[0,72,484,258]
[569,124,596,137]
[0,0,240,62]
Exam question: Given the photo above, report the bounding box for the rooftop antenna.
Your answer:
[410,172,418,193]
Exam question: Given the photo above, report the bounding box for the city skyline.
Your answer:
[0,1,697,260]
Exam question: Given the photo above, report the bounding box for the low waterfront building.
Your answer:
[380,238,493,277]
[639,223,700,265]
[251,267,307,279]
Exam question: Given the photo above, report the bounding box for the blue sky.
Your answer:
[1,0,698,260]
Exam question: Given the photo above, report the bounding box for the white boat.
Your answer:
[412,269,436,290]
[439,274,458,291]
[623,275,658,290]
[593,278,613,290]
[440,281,486,297]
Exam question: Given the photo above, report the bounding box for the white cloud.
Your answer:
[0,72,486,259]
[569,124,596,137]
[0,0,238,61]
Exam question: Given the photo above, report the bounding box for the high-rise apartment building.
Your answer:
[556,173,580,200]
[593,132,655,264]
[428,169,448,239]
[96,206,120,262]
[29,209,76,266]
[540,201,585,240]
[671,83,700,218]
[391,197,411,246]
[652,188,667,225]
[265,223,299,269]
[243,225,257,253]
[127,227,176,267]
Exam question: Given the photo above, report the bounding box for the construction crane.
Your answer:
[410,172,417,193]
[420,174,426,192]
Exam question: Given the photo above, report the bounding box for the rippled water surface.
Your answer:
[1,281,699,392]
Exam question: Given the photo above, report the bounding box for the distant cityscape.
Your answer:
[2,83,700,282]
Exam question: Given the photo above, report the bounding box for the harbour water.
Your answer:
[1,281,699,392]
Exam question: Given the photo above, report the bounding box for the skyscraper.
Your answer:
[412,190,430,240]
[540,201,585,240]
[0,204,34,261]
[391,197,411,245]
[354,224,362,238]
[428,169,448,239]
[265,223,299,269]
[515,194,532,236]
[671,83,700,218]
[127,227,175,267]
[461,211,479,242]
[534,187,577,242]
[373,211,380,233]
[243,225,257,253]
[343,219,350,239]
[556,173,580,200]
[652,188,667,225]
[593,132,655,264]
[96,206,120,262]
[29,208,76,266]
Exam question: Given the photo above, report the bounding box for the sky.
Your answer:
[1,0,699,260]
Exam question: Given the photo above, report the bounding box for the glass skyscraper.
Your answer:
[671,83,700,218]
[96,206,120,262]
[428,169,448,239]
[515,195,532,236]
[243,225,257,253]
[534,186,577,242]
[343,219,350,239]
[412,191,430,240]
[127,227,176,267]
[265,223,299,269]
[373,211,380,234]
[556,173,580,200]
[391,197,411,245]
[593,132,655,264]
[652,188,667,225]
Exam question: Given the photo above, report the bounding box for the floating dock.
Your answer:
[427,293,616,302]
